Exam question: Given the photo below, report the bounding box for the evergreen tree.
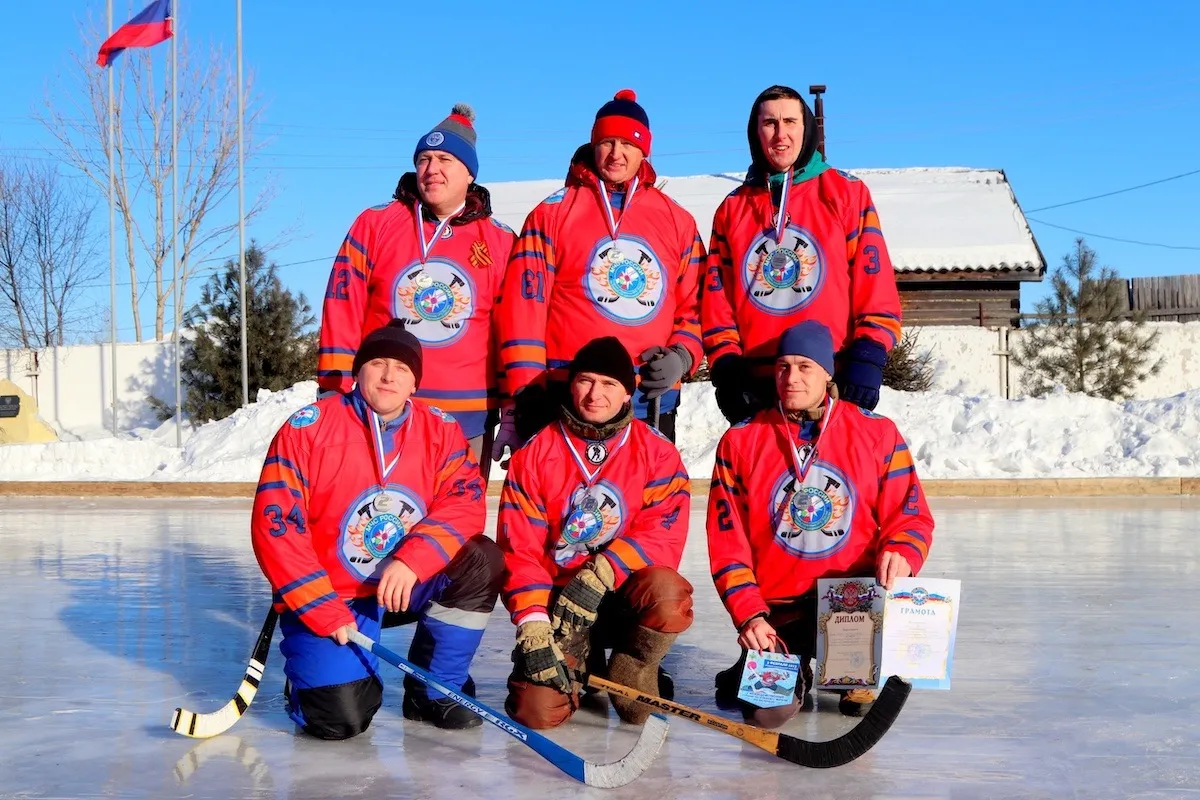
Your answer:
[151,243,316,422]
[1015,237,1161,401]
[882,329,935,393]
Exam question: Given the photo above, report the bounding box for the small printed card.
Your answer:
[736,649,801,708]
[815,578,885,689]
[880,578,961,690]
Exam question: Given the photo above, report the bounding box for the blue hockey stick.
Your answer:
[346,629,668,788]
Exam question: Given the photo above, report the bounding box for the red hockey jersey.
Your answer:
[707,399,933,630]
[496,158,705,413]
[251,391,486,637]
[702,160,902,375]
[497,419,690,625]
[316,179,516,439]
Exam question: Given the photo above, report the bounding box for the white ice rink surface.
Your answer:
[1,495,1197,800]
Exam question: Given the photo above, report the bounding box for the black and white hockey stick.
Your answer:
[347,629,668,787]
[170,608,279,738]
[577,671,911,768]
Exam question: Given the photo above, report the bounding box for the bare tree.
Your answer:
[37,16,276,341]
[0,158,102,348]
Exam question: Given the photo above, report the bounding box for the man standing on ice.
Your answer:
[497,336,694,729]
[316,104,515,481]
[707,320,934,726]
[702,85,903,421]
[252,320,504,738]
[491,90,705,459]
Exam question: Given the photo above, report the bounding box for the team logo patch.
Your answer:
[339,486,426,580]
[427,405,456,423]
[425,131,445,147]
[741,225,825,316]
[393,259,476,347]
[769,462,855,558]
[584,235,665,325]
[289,405,320,428]
[555,480,626,568]
[585,441,607,464]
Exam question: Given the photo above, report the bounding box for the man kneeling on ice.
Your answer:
[251,319,504,738]
[708,320,935,727]
[497,336,694,728]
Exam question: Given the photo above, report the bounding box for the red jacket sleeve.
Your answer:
[666,229,706,372]
[602,434,691,588]
[496,203,559,400]
[394,424,486,582]
[251,420,354,637]
[496,449,555,624]
[706,428,769,629]
[491,228,518,403]
[875,422,934,576]
[845,183,902,352]
[701,198,744,364]
[317,211,376,394]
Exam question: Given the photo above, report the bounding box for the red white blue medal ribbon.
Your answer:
[598,177,639,248]
[772,168,793,245]
[779,395,833,482]
[369,405,409,487]
[560,423,631,485]
[414,202,464,264]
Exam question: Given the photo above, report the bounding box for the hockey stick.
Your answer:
[347,629,668,788]
[170,608,279,739]
[575,671,911,769]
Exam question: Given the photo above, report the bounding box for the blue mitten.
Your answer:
[835,339,888,411]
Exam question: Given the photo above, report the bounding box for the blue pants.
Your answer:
[280,536,504,740]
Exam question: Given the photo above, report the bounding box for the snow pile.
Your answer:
[1,381,1198,482]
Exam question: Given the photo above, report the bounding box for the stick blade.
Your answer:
[775,676,911,768]
[583,713,670,788]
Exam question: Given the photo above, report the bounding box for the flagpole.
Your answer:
[171,0,181,446]
[236,0,248,407]
[107,0,118,437]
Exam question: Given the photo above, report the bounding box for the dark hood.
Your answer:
[745,89,820,184]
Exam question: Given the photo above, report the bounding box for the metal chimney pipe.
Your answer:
[809,84,827,155]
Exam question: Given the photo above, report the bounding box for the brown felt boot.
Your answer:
[606,625,677,725]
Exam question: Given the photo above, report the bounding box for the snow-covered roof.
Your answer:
[486,166,1046,277]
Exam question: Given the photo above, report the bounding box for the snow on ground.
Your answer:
[1,380,1198,482]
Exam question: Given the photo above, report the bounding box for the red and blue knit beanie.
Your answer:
[591,89,651,157]
[414,103,479,179]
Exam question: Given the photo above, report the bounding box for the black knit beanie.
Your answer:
[568,336,635,394]
[352,319,423,387]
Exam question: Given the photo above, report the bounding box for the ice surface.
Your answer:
[1,495,1198,799]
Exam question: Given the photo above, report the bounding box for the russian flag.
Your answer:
[96,0,173,67]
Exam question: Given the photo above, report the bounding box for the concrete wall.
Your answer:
[4,322,1199,435]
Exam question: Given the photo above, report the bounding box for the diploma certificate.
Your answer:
[815,578,885,689]
[880,577,961,690]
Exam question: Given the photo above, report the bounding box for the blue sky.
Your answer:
[1,0,1197,342]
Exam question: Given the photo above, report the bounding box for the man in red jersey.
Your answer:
[702,85,903,421]
[492,90,705,458]
[497,336,693,729]
[316,104,515,481]
[707,320,934,726]
[253,320,504,737]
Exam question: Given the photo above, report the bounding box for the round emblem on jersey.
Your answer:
[584,235,665,325]
[393,259,476,347]
[425,131,445,147]
[362,513,405,559]
[554,480,626,568]
[339,486,427,580]
[289,405,320,428]
[585,442,607,464]
[789,485,833,532]
[741,224,825,316]
[769,463,855,559]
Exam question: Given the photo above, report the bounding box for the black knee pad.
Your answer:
[439,536,505,613]
[295,675,383,741]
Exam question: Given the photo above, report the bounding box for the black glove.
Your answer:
[638,345,693,400]
[549,556,615,644]
[512,384,558,442]
[835,338,888,411]
[709,354,764,423]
